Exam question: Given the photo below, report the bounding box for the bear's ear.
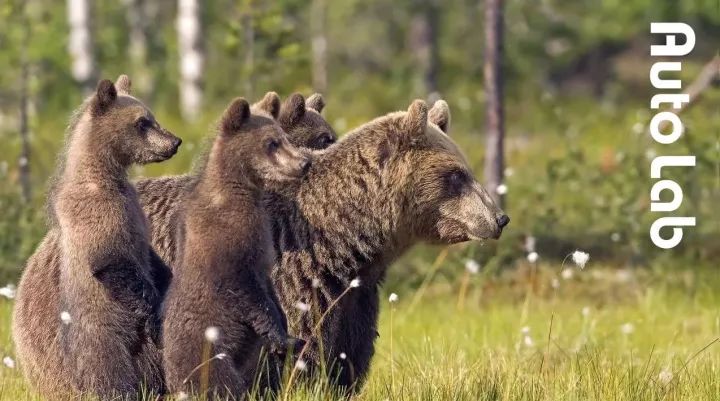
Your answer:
[279,93,306,128]
[115,74,132,95]
[91,79,117,117]
[221,97,251,134]
[254,91,281,119]
[402,99,428,137]
[306,93,325,113]
[429,100,451,134]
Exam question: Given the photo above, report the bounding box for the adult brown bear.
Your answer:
[138,99,509,392]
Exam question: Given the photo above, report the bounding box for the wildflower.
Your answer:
[311,278,321,288]
[632,122,645,134]
[610,232,621,242]
[581,306,590,317]
[561,268,573,280]
[295,301,310,312]
[504,168,514,177]
[496,184,508,195]
[0,284,16,299]
[551,278,560,289]
[215,353,228,360]
[527,252,539,264]
[339,352,347,360]
[388,293,398,303]
[204,326,220,343]
[658,368,673,385]
[60,311,72,325]
[177,391,189,401]
[520,326,530,335]
[295,359,307,371]
[2,356,14,369]
[464,259,480,274]
[523,335,534,347]
[349,278,361,288]
[571,250,590,269]
[620,323,635,335]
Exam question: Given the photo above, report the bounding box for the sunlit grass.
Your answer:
[1,265,719,400]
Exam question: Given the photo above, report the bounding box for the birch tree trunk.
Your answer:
[483,0,505,207]
[177,0,204,121]
[311,0,328,94]
[67,0,96,94]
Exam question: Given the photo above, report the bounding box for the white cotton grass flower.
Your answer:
[527,252,539,264]
[524,236,536,253]
[504,167,514,177]
[611,232,621,242]
[294,359,307,371]
[339,352,347,360]
[3,356,14,369]
[523,335,534,347]
[349,278,361,288]
[464,259,480,274]
[658,368,673,385]
[561,268,574,280]
[496,183,508,195]
[311,278,321,288]
[204,326,220,343]
[0,284,16,299]
[295,301,311,312]
[571,250,590,269]
[581,306,591,317]
[60,311,72,325]
[520,326,530,335]
[620,322,635,335]
[176,391,189,401]
[388,293,398,303]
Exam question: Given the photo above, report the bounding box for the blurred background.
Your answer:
[0,0,718,285]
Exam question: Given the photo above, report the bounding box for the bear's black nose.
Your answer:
[496,214,510,228]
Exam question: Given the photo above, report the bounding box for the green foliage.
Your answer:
[0,0,718,281]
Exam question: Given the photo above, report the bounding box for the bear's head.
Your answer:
[277,93,337,150]
[216,96,311,187]
[85,75,181,166]
[378,99,509,242]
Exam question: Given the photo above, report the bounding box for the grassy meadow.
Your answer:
[1,261,719,401]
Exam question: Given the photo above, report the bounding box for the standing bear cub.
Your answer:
[162,97,308,398]
[13,76,181,399]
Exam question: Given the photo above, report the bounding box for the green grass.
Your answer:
[1,264,719,400]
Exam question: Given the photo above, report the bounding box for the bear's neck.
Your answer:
[62,134,127,189]
[274,132,411,288]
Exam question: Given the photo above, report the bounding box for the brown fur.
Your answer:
[137,92,335,269]
[135,99,507,393]
[162,98,308,398]
[12,76,180,399]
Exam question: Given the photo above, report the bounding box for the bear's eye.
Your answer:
[135,117,153,131]
[444,169,469,196]
[267,139,280,152]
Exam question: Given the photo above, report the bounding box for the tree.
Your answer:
[67,0,96,93]
[409,0,439,97]
[123,0,152,97]
[311,0,328,94]
[483,0,504,207]
[177,0,204,121]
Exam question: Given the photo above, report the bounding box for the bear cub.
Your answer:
[162,96,308,398]
[52,76,181,397]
